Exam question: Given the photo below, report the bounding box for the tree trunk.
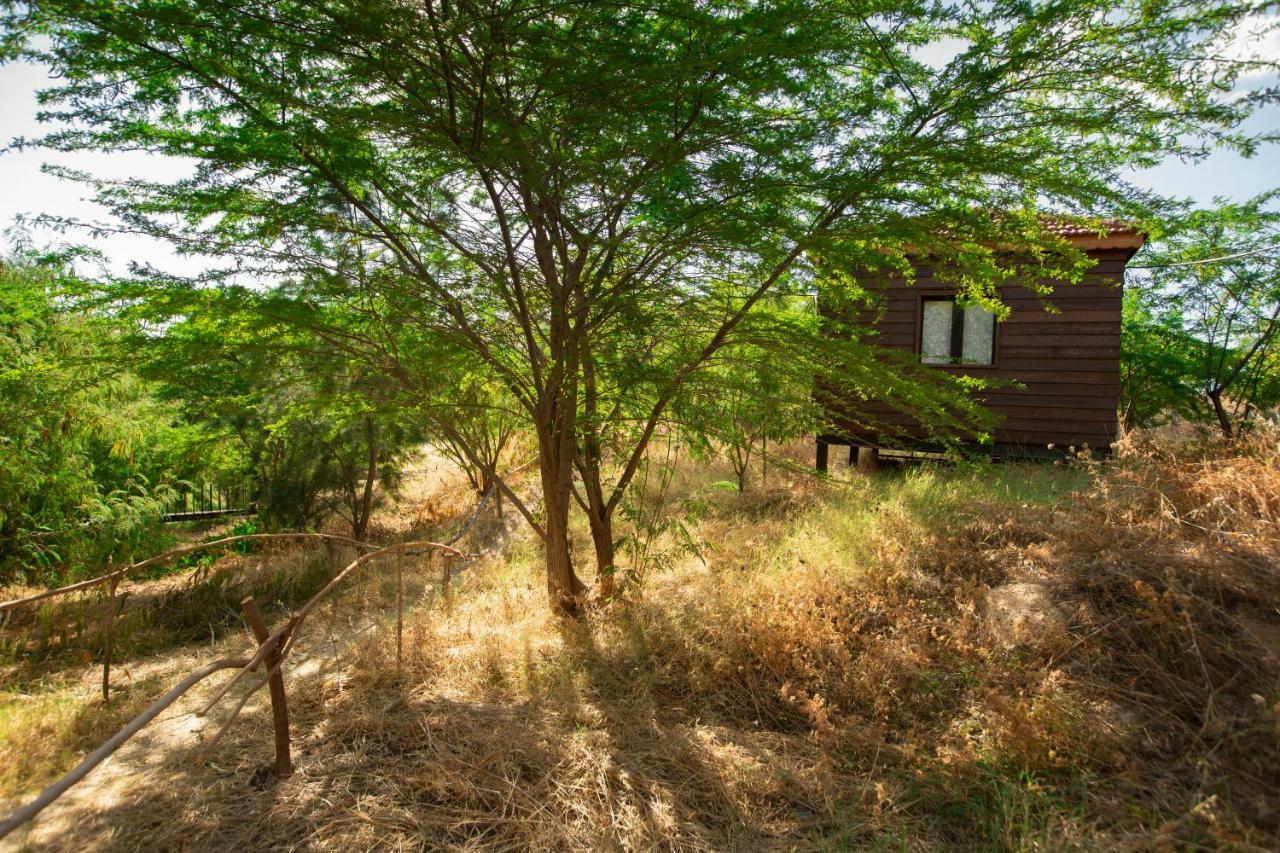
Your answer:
[537,412,586,618]
[353,417,378,541]
[732,441,750,492]
[576,347,616,599]
[541,464,585,617]
[576,439,617,600]
[1208,389,1233,439]
[586,506,616,599]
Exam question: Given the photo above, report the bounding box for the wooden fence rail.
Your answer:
[0,657,251,840]
[0,537,463,842]
[0,532,385,615]
[0,483,505,842]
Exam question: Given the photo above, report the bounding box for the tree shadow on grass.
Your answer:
[14,600,852,850]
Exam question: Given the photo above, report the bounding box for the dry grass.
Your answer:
[3,434,1279,850]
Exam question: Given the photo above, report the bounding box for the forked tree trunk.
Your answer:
[586,506,616,599]
[537,404,586,618]
[577,350,616,599]
[732,441,750,492]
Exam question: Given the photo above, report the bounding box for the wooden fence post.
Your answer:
[324,539,337,577]
[102,576,122,704]
[395,553,404,670]
[240,596,293,779]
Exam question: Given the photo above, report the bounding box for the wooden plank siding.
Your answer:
[823,247,1138,454]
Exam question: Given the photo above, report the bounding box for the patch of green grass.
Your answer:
[904,762,1091,851]
[763,461,1084,584]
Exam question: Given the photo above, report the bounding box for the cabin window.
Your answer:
[920,297,995,365]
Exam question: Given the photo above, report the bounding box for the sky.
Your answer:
[0,23,1278,278]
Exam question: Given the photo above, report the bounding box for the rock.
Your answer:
[983,582,1068,648]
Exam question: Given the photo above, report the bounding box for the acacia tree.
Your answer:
[1119,289,1205,430]
[1136,193,1280,437]
[6,0,1274,615]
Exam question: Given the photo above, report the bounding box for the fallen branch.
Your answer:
[441,482,495,547]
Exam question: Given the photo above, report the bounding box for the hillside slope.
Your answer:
[3,435,1279,850]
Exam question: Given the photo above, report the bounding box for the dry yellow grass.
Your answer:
[3,433,1279,850]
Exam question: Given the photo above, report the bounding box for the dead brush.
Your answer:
[1038,428,1280,841]
[7,443,1280,849]
[1103,427,1280,556]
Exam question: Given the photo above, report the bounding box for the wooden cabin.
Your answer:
[817,222,1145,468]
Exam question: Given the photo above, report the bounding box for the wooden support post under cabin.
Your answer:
[857,446,880,473]
[815,438,829,473]
[240,596,293,779]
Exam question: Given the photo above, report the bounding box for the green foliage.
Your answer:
[0,258,206,584]
[4,0,1276,606]
[675,298,823,490]
[1125,193,1280,435]
[1120,289,1204,429]
[127,286,424,539]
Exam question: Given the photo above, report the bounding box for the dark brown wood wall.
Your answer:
[829,248,1132,451]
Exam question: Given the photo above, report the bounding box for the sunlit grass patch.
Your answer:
[0,676,163,800]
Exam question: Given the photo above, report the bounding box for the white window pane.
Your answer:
[961,305,994,365]
[921,301,953,364]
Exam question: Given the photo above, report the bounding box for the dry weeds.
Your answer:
[3,433,1279,850]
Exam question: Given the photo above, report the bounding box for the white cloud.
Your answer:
[910,36,970,71]
[1211,13,1280,81]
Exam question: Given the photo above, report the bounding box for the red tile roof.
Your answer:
[1041,218,1145,249]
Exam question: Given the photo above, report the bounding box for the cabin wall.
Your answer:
[827,248,1130,452]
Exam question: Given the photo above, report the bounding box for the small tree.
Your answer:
[1119,289,1204,430]
[676,300,820,491]
[1137,194,1280,437]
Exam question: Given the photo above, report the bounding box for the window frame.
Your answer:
[914,290,1000,369]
